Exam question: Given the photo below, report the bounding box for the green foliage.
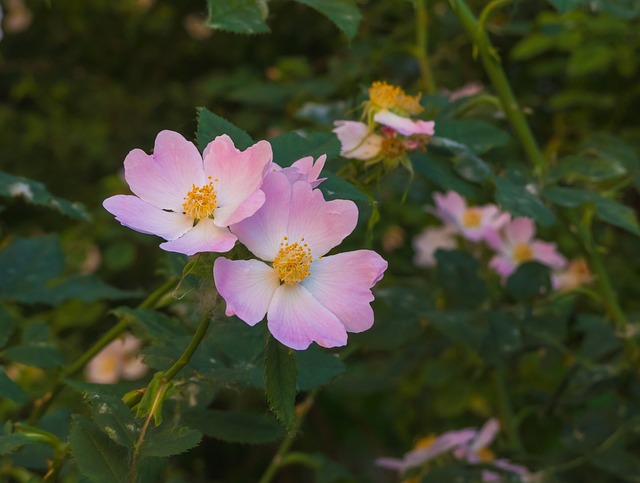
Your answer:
[494,178,557,226]
[264,335,297,432]
[296,345,345,391]
[185,409,284,444]
[206,0,270,34]
[197,107,255,151]
[435,250,486,309]
[506,262,552,301]
[140,426,202,457]
[0,369,29,404]
[293,0,362,39]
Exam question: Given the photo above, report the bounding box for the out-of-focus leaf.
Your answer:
[270,131,341,167]
[412,152,481,198]
[567,44,613,76]
[140,426,202,457]
[590,447,640,481]
[0,307,14,348]
[0,171,90,221]
[427,310,486,353]
[3,345,65,369]
[511,33,557,60]
[320,172,369,202]
[264,335,297,432]
[431,136,493,182]
[296,345,345,391]
[184,409,284,444]
[548,155,628,182]
[0,433,30,455]
[205,0,270,34]
[294,0,361,39]
[113,307,186,341]
[576,314,621,360]
[433,119,510,155]
[479,311,523,367]
[435,250,486,309]
[506,262,552,301]
[0,368,28,404]
[495,178,556,226]
[196,107,255,151]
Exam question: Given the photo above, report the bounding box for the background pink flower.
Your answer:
[85,333,148,384]
[214,171,387,350]
[412,225,458,267]
[103,130,272,255]
[333,120,383,160]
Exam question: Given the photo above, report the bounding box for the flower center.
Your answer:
[369,81,403,110]
[381,138,406,158]
[182,176,218,219]
[273,237,312,286]
[513,243,533,263]
[462,208,482,228]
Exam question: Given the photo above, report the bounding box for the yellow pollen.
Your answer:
[397,92,424,115]
[462,208,482,228]
[381,138,406,158]
[477,447,496,462]
[182,177,218,219]
[369,81,404,110]
[273,237,312,285]
[513,243,534,263]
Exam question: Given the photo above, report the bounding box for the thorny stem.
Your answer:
[258,390,318,483]
[414,0,437,94]
[27,277,179,423]
[447,0,546,176]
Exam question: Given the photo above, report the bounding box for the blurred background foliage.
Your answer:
[2,0,640,481]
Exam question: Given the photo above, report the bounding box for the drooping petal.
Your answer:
[230,171,292,262]
[374,109,435,136]
[203,135,272,227]
[302,251,387,333]
[531,241,567,269]
[505,217,535,244]
[267,284,348,350]
[286,180,358,257]
[214,258,281,326]
[103,195,193,240]
[489,254,516,279]
[333,121,382,160]
[290,154,327,187]
[160,217,236,255]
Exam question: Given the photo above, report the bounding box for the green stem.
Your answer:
[258,390,317,483]
[414,0,437,94]
[448,0,546,176]
[163,314,211,382]
[492,367,523,452]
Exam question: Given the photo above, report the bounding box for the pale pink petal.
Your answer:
[203,135,271,227]
[375,457,404,471]
[333,121,382,160]
[374,109,435,136]
[230,171,292,262]
[160,217,236,255]
[505,217,535,244]
[103,195,193,240]
[121,356,148,380]
[531,241,567,269]
[129,130,206,210]
[216,189,266,227]
[301,251,387,333]
[119,333,142,353]
[267,284,347,350]
[214,258,281,326]
[413,226,458,267]
[403,429,476,470]
[291,154,326,187]
[489,254,516,279]
[286,180,358,257]
[433,191,466,224]
[485,228,506,252]
[469,418,499,454]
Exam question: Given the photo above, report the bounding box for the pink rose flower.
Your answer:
[85,333,148,384]
[373,109,435,136]
[412,225,458,267]
[333,121,383,160]
[103,130,272,256]
[214,171,387,350]
[432,191,508,242]
[487,217,567,279]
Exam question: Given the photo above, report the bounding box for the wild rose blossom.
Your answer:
[333,121,383,160]
[377,418,531,482]
[103,130,272,256]
[432,191,508,243]
[214,170,387,350]
[412,225,458,267]
[85,333,148,384]
[487,216,566,279]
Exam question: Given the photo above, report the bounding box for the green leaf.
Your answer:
[576,314,621,360]
[0,433,30,455]
[270,131,341,167]
[541,186,595,208]
[3,345,65,369]
[511,33,557,60]
[592,197,640,236]
[264,335,297,432]
[412,152,481,199]
[296,345,345,391]
[505,262,552,301]
[433,119,510,155]
[0,368,29,404]
[427,310,486,353]
[205,0,270,34]
[430,136,493,182]
[567,44,613,76]
[184,409,284,444]
[294,0,361,39]
[546,0,585,13]
[112,307,186,341]
[478,311,522,367]
[548,155,628,183]
[140,425,202,457]
[69,415,129,483]
[136,373,170,426]
[90,395,140,449]
[589,447,640,481]
[0,171,90,221]
[320,172,369,202]
[435,250,486,309]
[0,307,15,348]
[196,107,255,152]
[494,178,556,226]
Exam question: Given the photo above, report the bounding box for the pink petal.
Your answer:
[216,189,266,227]
[103,195,193,240]
[433,191,466,224]
[375,458,404,471]
[489,254,516,279]
[214,258,281,326]
[203,135,272,227]
[301,251,387,333]
[230,171,292,262]
[333,121,382,160]
[531,241,567,269]
[374,110,435,136]
[505,217,535,244]
[403,429,476,470]
[160,217,236,255]
[123,130,205,211]
[291,154,327,187]
[469,418,500,454]
[413,226,458,267]
[286,180,358,257]
[267,284,347,350]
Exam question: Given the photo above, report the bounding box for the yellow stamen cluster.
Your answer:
[462,208,482,228]
[273,236,312,285]
[477,447,496,462]
[182,176,218,219]
[512,243,534,263]
[380,138,406,158]
[368,81,424,115]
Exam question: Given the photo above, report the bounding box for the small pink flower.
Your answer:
[412,225,458,267]
[551,258,593,291]
[374,109,435,136]
[333,121,383,160]
[487,217,567,279]
[214,171,387,350]
[432,191,508,242]
[103,130,272,256]
[85,333,148,384]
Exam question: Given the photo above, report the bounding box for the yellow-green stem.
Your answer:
[493,367,523,452]
[414,0,437,94]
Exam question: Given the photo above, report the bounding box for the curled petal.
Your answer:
[160,217,236,256]
[333,121,382,160]
[374,109,435,136]
[433,191,466,224]
[290,154,327,187]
